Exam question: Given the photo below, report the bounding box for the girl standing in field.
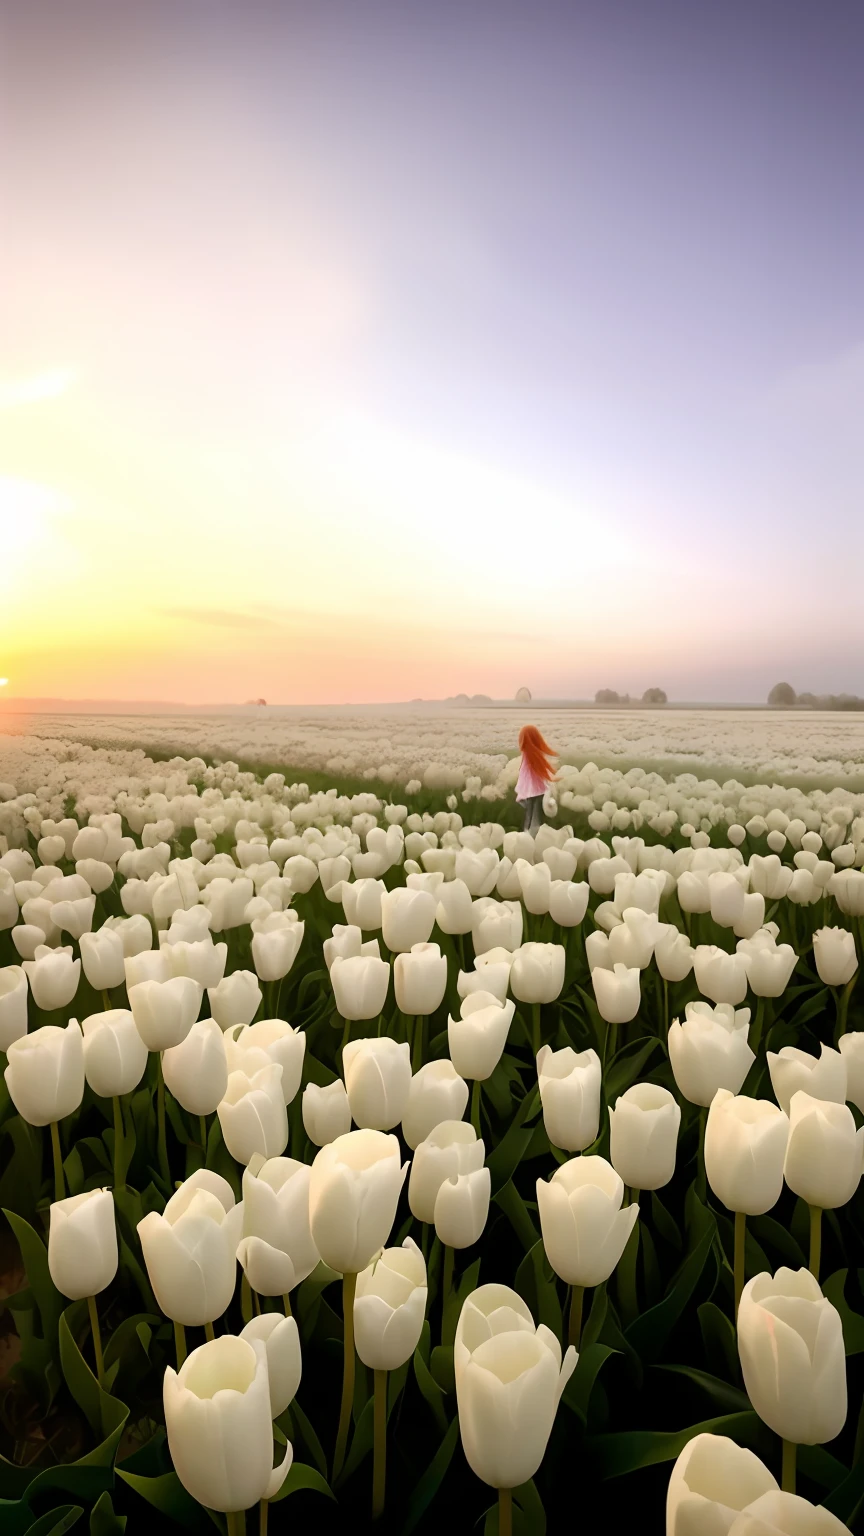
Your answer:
[515,724,556,835]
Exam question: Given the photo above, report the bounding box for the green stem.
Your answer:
[227,1512,245,1536]
[749,996,767,1055]
[174,1320,186,1369]
[339,1015,350,1072]
[499,1487,513,1536]
[333,1271,357,1481]
[112,1096,125,1193]
[102,990,113,1012]
[835,970,858,1040]
[531,1002,542,1056]
[809,1205,822,1282]
[199,1115,208,1158]
[470,1078,482,1138]
[50,1121,65,1204]
[696,1108,707,1203]
[259,1498,268,1536]
[662,977,669,1043]
[734,1210,746,1320]
[442,1244,456,1345]
[568,1284,584,1350]
[782,1439,796,1495]
[156,1054,170,1187]
[204,1319,216,1342]
[411,1015,423,1073]
[372,1367,387,1519]
[606,1018,618,1067]
[274,977,283,1019]
[87,1294,104,1388]
[420,1221,430,1262]
[283,1291,292,1318]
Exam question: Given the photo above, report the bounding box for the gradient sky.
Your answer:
[1,0,862,705]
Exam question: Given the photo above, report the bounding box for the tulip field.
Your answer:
[1,726,864,1534]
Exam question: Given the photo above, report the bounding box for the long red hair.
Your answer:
[518,724,556,782]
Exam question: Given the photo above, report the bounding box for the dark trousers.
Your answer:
[520,794,544,833]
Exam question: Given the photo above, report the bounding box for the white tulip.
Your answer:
[536,1044,601,1152]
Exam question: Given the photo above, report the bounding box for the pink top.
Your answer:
[516,756,549,799]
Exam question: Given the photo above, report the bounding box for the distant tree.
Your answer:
[595,688,620,704]
[642,687,668,705]
[768,681,797,707]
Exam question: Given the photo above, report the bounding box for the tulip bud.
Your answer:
[472,898,522,956]
[704,1090,789,1214]
[668,1002,754,1107]
[838,1032,864,1114]
[402,1061,469,1150]
[217,1064,288,1164]
[690,944,748,1006]
[162,938,227,990]
[548,879,590,927]
[454,1284,576,1490]
[164,1336,291,1511]
[5,1019,84,1125]
[162,1018,228,1115]
[591,962,640,1025]
[737,1268,846,1446]
[354,1237,427,1370]
[738,935,797,998]
[323,924,363,970]
[330,953,391,1022]
[394,942,448,1015]
[125,949,170,988]
[456,848,500,898]
[409,1120,485,1223]
[535,1044,601,1152]
[309,1129,408,1273]
[81,1008,148,1098]
[48,1188,118,1299]
[128,976,202,1051]
[23,950,81,1012]
[79,928,126,992]
[380,887,436,954]
[666,1434,779,1536]
[655,929,695,983]
[537,1155,638,1286]
[510,942,565,1004]
[51,896,96,942]
[448,994,514,1081]
[208,970,262,1030]
[240,1313,302,1417]
[341,877,386,931]
[435,879,474,935]
[729,1489,849,1534]
[138,1169,243,1325]
[239,1155,319,1295]
[251,918,304,982]
[302,1079,351,1145]
[343,1037,411,1130]
[767,1044,846,1116]
[813,927,858,988]
[457,958,511,1005]
[609,1083,680,1190]
[201,876,255,930]
[434,1166,491,1248]
[783,1091,864,1210]
[0,965,28,1051]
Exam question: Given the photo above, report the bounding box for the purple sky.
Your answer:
[2,0,863,702]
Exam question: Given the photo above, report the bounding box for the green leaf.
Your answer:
[605,1037,660,1102]
[3,1209,63,1345]
[285,1398,329,1481]
[401,1414,460,1535]
[413,1335,449,1433]
[269,1461,335,1504]
[823,1456,864,1525]
[581,1283,608,1350]
[430,1344,455,1396]
[698,1301,739,1382]
[626,1199,716,1363]
[493,1179,538,1251]
[58,1309,128,1443]
[514,1241,563,1339]
[486,1089,541,1193]
[24,1507,83,1536]
[822,1269,864,1355]
[89,1491,127,1536]
[587,1410,764,1478]
[653,1364,749,1414]
[650,1191,682,1253]
[115,1471,215,1532]
[563,1343,618,1424]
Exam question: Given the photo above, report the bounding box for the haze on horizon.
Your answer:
[1,0,862,708]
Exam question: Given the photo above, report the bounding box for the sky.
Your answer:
[1,0,862,706]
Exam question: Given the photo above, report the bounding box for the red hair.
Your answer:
[518,724,556,782]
